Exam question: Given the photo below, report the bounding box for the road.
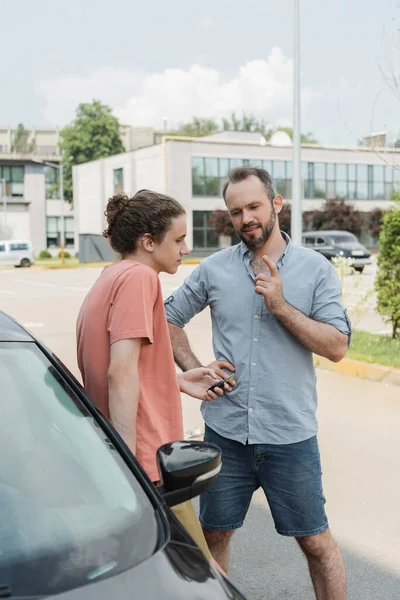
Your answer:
[0,264,399,599]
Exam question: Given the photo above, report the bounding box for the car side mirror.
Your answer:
[156,440,221,507]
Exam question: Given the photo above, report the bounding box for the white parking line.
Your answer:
[23,322,45,329]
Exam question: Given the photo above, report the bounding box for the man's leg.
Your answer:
[200,425,256,574]
[202,529,235,575]
[296,529,346,600]
[257,436,345,599]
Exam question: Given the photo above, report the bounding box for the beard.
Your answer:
[237,211,276,249]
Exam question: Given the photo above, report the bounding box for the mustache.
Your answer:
[241,222,260,232]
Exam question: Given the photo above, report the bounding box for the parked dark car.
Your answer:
[0,311,248,600]
[302,230,373,272]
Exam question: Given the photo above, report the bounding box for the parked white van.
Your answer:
[0,240,35,267]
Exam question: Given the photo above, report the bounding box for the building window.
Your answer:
[44,166,59,199]
[0,145,8,153]
[191,157,395,201]
[64,216,75,248]
[36,145,58,155]
[204,158,219,196]
[335,164,348,199]
[46,216,75,248]
[192,211,219,250]
[0,165,24,196]
[113,168,124,194]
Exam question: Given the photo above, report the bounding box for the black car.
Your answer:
[0,311,248,600]
[302,230,373,272]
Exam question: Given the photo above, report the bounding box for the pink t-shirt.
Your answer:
[76,260,184,481]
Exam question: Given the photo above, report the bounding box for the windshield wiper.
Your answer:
[0,586,12,598]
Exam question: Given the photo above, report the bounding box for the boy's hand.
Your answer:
[178,368,224,401]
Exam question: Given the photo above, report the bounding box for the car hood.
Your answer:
[42,541,246,600]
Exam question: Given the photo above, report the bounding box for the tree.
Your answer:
[169,113,318,144]
[279,203,292,234]
[375,198,400,338]
[310,199,363,236]
[172,117,219,137]
[367,207,386,239]
[222,112,269,135]
[11,124,35,153]
[60,100,124,202]
[265,126,318,144]
[208,210,235,239]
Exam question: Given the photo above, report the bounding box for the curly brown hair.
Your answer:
[103,189,186,256]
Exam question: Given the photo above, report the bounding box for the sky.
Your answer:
[1,0,399,146]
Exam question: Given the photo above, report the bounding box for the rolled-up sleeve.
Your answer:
[311,261,352,343]
[164,263,210,328]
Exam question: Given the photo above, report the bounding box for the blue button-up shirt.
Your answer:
[165,233,351,445]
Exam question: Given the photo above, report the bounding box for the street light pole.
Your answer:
[0,178,6,231]
[59,162,65,265]
[44,161,65,265]
[291,0,302,245]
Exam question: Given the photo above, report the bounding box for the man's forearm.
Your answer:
[108,375,140,454]
[273,301,348,362]
[168,323,203,371]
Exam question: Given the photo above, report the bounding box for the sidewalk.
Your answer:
[315,356,400,387]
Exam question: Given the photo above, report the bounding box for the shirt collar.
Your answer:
[240,231,293,267]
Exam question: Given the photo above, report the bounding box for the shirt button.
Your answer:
[251,362,256,367]
[254,314,259,319]
[249,407,254,412]
[250,387,254,392]
[253,338,258,342]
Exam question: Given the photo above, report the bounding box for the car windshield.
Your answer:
[0,342,159,597]
[328,233,358,246]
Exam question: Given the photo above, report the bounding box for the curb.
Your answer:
[315,356,400,387]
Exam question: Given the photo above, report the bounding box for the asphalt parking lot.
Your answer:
[1,262,399,598]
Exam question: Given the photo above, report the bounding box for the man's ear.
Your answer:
[273,194,284,214]
[139,233,155,253]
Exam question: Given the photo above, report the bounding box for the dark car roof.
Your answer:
[0,311,35,342]
[303,230,355,236]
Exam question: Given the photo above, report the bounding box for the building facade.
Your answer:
[0,125,159,255]
[0,155,74,255]
[73,133,399,261]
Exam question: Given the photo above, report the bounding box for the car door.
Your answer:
[0,243,14,266]
[8,242,23,265]
[314,236,336,260]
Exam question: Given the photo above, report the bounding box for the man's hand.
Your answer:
[178,367,225,401]
[207,360,236,391]
[254,255,286,314]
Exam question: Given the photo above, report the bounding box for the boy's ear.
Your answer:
[140,233,155,253]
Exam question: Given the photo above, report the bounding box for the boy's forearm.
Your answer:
[108,375,140,454]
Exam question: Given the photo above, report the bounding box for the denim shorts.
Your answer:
[200,425,329,537]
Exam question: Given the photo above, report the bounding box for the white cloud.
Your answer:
[37,48,320,130]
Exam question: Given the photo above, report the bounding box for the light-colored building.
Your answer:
[0,155,74,255]
[73,132,399,261]
[0,125,156,157]
[0,125,158,255]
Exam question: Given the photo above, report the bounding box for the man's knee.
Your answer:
[202,528,235,547]
[296,529,336,560]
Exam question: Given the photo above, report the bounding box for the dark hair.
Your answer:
[222,166,276,202]
[103,189,185,256]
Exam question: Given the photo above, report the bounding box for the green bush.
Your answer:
[39,250,52,259]
[375,205,400,338]
[58,251,71,259]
